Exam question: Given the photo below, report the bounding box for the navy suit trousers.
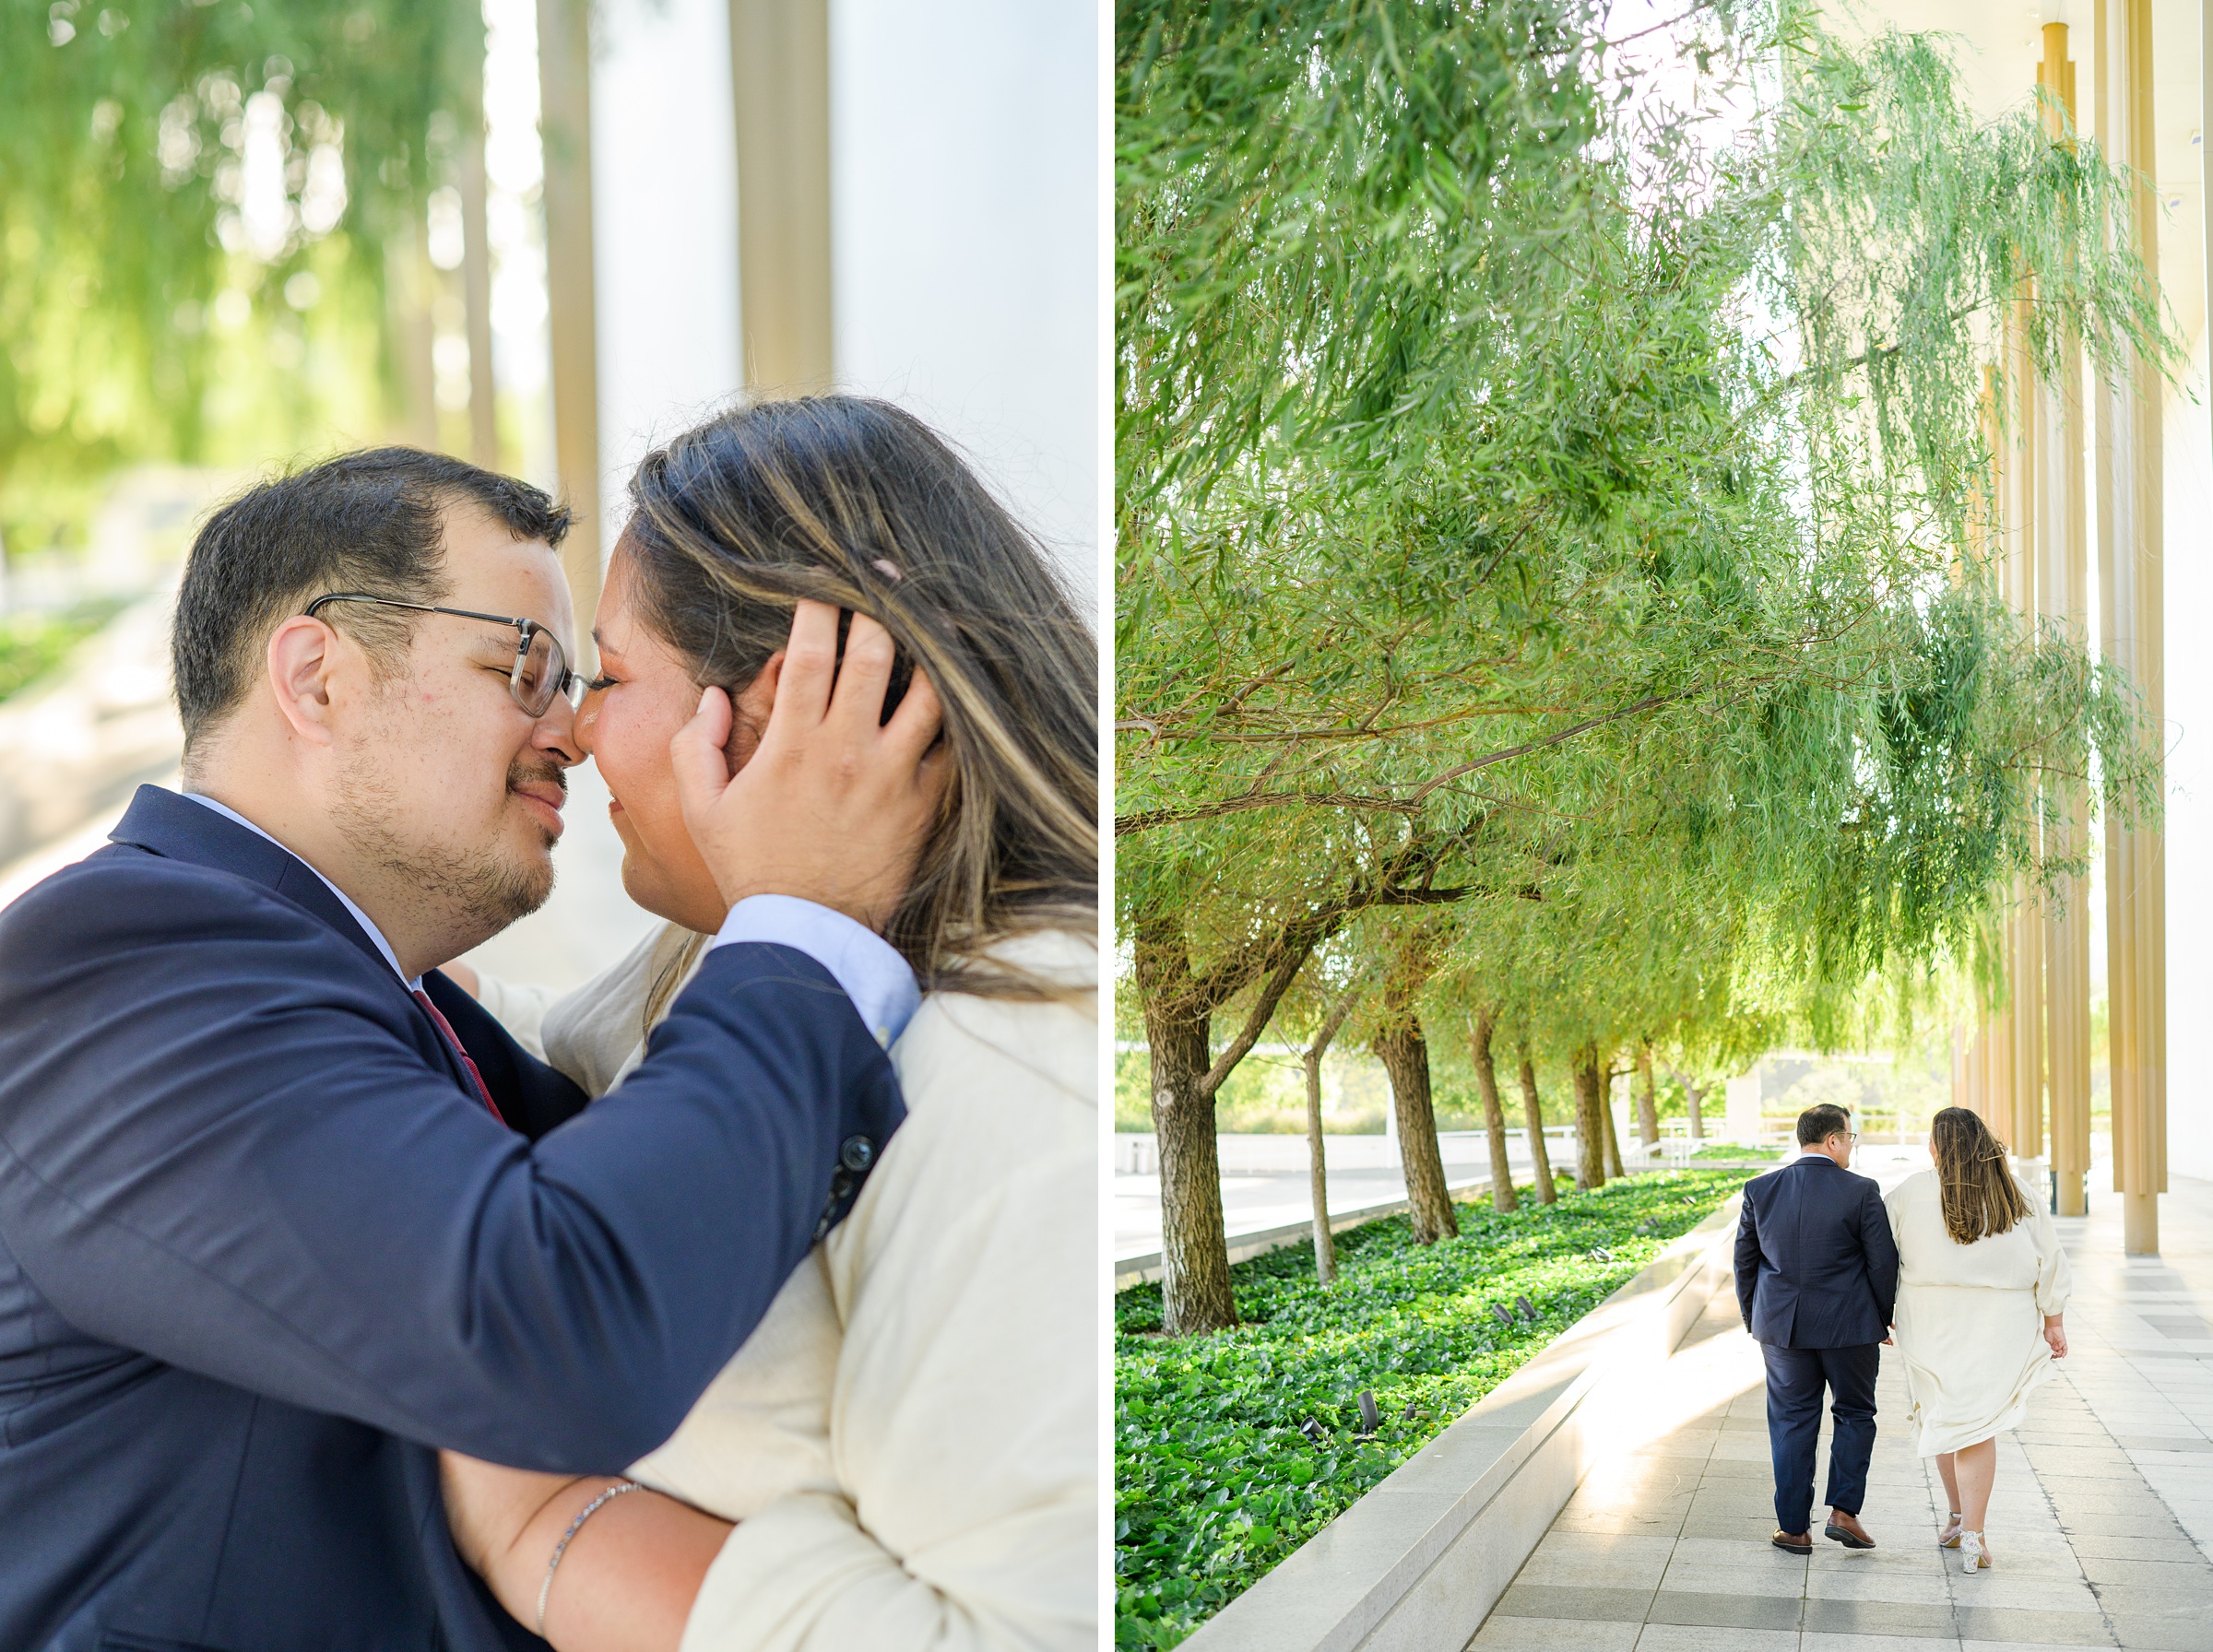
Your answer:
[1763,1341,1880,1533]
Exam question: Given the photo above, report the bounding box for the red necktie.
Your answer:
[413,988,506,1127]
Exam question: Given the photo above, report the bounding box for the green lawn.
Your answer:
[1115,1167,1755,1647]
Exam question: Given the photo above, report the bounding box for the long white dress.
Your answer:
[1883,1168,2072,1457]
[479,925,1097,1651]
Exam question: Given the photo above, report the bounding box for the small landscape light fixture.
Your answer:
[1355,1389,1381,1436]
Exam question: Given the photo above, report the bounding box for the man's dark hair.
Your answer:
[172,448,569,749]
[1796,1103,1853,1147]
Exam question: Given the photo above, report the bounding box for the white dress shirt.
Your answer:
[180,790,919,1042]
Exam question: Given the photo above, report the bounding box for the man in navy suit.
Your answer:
[1734,1102,1900,1553]
[0,450,944,1650]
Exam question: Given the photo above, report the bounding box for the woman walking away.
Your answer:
[1885,1107,2072,1575]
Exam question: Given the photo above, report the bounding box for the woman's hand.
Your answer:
[672,601,948,934]
[2043,1315,2068,1359]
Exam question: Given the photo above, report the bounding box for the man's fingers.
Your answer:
[882,665,944,767]
[770,602,843,732]
[671,687,737,828]
[824,612,898,737]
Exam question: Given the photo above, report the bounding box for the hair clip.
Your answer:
[871,558,904,583]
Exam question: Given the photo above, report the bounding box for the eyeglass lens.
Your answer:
[515,627,565,716]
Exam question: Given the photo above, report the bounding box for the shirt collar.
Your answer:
[182,793,421,990]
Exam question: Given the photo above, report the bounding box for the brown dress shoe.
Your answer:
[1771,1529,1813,1553]
[1824,1511,1876,1549]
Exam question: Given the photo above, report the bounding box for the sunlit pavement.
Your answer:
[1468,1173,2213,1652]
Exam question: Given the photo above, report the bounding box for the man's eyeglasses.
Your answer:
[304,593,586,717]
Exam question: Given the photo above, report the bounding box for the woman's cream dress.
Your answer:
[1883,1168,2072,1457]
[479,924,1096,1652]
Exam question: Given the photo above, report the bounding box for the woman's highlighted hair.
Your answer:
[622,395,1096,998]
[1929,1106,2031,1245]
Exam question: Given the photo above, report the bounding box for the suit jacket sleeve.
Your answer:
[1860,1178,1899,1328]
[1734,1191,1760,1329]
[0,858,903,1472]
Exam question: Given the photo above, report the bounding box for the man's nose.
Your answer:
[531,693,586,767]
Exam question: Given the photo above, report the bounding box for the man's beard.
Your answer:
[333,755,562,946]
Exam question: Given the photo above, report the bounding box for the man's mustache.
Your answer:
[507,761,569,801]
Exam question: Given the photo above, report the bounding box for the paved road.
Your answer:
[1115,1140,1531,1260]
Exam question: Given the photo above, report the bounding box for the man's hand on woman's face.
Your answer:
[672,601,948,934]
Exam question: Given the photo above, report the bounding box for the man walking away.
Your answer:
[1734,1102,1899,1552]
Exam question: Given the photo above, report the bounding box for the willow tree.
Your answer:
[1118,0,2167,1337]
[1,0,485,544]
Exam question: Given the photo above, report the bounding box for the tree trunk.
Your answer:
[1302,973,1369,1286]
[1603,1077,1626,1179]
[1518,1039,1556,1203]
[1634,1039,1660,1155]
[1303,1049,1336,1282]
[1374,1013,1458,1244]
[1683,1072,1706,1139]
[1134,922,1237,1334]
[1471,1009,1518,1212]
[1571,1043,1607,1188]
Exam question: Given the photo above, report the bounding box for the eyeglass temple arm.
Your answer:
[305,593,535,631]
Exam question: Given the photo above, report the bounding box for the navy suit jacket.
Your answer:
[0,786,905,1651]
[1734,1155,1899,1349]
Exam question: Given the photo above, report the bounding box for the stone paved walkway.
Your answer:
[1470,1173,2213,1652]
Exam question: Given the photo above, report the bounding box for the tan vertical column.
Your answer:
[1963,1021,1991,1121]
[2039,25,2093,1216]
[1981,358,2020,1141]
[2005,290,2046,1163]
[729,0,834,393]
[459,112,500,470]
[2095,0,2166,1253]
[536,0,602,665]
[386,216,438,449]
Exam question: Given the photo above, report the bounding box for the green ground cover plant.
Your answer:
[1115,1167,1755,1647]
[1689,1142,1781,1162]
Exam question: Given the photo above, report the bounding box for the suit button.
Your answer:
[840,1135,875,1174]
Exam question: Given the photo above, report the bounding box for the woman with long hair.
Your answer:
[434,395,1097,1651]
[1885,1106,2072,1574]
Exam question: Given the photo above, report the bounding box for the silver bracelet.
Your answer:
[537,1479,644,1638]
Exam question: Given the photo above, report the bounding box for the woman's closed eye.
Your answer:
[586,674,619,692]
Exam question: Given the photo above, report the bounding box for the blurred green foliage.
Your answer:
[0,598,124,702]
[0,0,483,549]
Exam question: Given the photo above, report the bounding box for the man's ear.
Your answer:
[726,650,784,769]
[266,616,342,747]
